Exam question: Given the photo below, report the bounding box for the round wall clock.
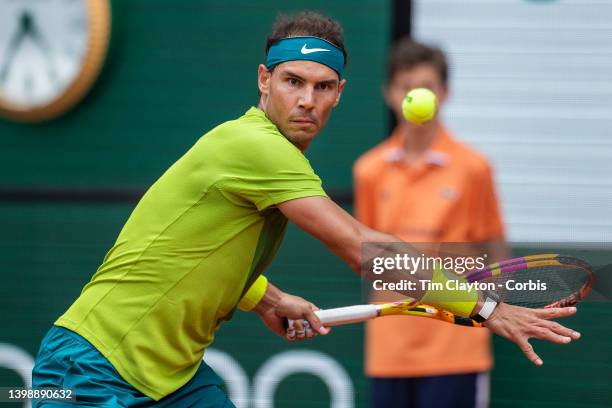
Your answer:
[0,0,111,122]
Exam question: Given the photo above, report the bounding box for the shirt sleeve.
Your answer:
[470,162,505,241]
[222,132,327,211]
[353,157,377,228]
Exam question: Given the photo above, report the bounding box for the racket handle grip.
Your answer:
[281,305,379,329]
[315,305,379,326]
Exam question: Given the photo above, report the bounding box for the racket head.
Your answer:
[465,254,595,308]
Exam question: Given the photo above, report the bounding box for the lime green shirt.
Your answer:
[55,107,327,400]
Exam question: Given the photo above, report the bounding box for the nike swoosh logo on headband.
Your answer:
[300,44,331,54]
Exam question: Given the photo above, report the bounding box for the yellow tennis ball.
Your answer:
[402,88,437,125]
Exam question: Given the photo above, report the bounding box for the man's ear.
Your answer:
[382,82,393,109]
[333,78,347,107]
[258,64,271,95]
[437,84,449,107]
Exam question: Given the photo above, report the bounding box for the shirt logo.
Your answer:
[440,186,458,201]
[301,44,331,54]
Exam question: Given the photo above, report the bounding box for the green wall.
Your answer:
[0,0,389,189]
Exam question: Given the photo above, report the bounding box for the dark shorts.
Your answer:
[32,326,235,407]
[371,372,488,408]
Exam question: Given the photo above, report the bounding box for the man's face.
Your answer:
[258,60,346,150]
[385,63,448,125]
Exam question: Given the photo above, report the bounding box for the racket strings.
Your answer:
[476,265,590,308]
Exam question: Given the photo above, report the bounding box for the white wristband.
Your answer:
[478,296,498,321]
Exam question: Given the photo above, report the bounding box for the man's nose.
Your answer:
[298,86,315,109]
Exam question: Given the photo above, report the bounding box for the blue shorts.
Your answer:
[371,373,487,408]
[32,326,235,407]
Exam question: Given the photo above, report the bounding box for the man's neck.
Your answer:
[398,120,441,163]
[256,100,309,153]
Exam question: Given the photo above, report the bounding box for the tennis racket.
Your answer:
[287,254,594,330]
[308,299,482,327]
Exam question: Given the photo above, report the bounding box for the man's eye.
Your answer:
[288,78,299,86]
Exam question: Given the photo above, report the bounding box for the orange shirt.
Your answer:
[354,126,504,377]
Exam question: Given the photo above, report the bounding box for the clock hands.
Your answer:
[0,12,29,84]
[0,10,59,86]
[26,11,60,83]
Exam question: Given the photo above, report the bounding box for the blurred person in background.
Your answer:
[354,38,507,408]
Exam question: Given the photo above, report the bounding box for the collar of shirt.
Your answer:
[382,125,451,167]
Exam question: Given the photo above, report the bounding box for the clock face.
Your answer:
[0,0,110,121]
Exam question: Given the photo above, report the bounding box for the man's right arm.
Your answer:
[278,196,430,299]
[278,195,582,365]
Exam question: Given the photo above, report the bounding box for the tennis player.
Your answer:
[31,11,581,408]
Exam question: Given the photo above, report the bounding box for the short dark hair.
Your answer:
[266,11,348,66]
[388,38,448,86]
